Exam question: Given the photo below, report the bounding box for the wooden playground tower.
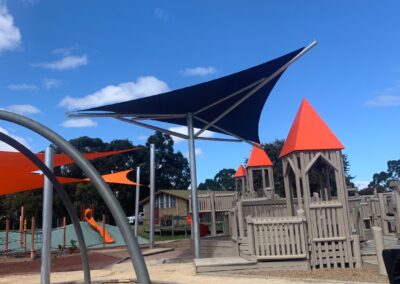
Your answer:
[231,99,362,269]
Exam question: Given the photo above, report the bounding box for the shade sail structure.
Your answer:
[0,148,138,175]
[0,149,141,195]
[0,173,83,195]
[0,169,140,196]
[85,169,139,186]
[69,41,316,259]
[74,46,313,144]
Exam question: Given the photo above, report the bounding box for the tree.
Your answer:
[198,179,221,191]
[214,168,236,190]
[367,159,400,192]
[198,168,236,191]
[342,154,355,187]
[263,139,285,197]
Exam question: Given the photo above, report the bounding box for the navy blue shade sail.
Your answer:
[80,48,305,143]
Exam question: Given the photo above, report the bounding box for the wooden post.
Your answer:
[31,216,35,259]
[19,206,24,244]
[102,214,106,247]
[210,193,216,236]
[23,218,27,254]
[5,218,9,257]
[372,226,387,275]
[352,234,362,268]
[246,216,255,255]
[378,193,389,235]
[237,201,245,238]
[63,217,67,248]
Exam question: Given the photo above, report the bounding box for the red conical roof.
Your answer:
[234,164,246,177]
[247,146,273,167]
[279,99,344,158]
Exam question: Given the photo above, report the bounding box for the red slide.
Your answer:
[84,208,114,244]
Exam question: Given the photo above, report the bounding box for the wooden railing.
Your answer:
[188,192,237,213]
[246,216,307,260]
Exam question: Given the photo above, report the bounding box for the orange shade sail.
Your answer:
[247,146,272,167]
[0,173,83,195]
[0,148,141,196]
[0,148,139,175]
[279,99,344,158]
[84,169,139,186]
[234,164,246,178]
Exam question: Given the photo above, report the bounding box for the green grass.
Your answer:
[137,224,191,242]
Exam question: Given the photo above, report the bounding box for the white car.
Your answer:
[127,212,144,224]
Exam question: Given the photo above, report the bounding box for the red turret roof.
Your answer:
[234,164,246,177]
[279,99,344,158]
[247,146,273,167]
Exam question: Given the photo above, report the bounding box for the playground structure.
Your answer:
[84,208,115,244]
[191,99,400,273]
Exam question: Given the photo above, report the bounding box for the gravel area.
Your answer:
[235,267,389,283]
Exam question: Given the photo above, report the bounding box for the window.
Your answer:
[264,169,270,188]
[253,170,263,192]
[155,194,177,208]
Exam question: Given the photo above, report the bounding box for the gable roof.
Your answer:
[247,146,273,167]
[279,98,344,158]
[234,164,246,177]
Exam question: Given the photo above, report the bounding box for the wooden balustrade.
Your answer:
[246,215,307,260]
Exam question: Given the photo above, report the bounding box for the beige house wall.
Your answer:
[143,196,188,225]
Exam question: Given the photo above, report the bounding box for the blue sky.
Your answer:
[1,1,400,188]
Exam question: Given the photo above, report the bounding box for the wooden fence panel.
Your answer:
[246,216,307,260]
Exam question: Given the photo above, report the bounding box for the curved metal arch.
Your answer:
[0,132,91,284]
[0,110,150,283]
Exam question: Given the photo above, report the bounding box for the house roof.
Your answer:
[247,146,273,167]
[234,164,246,177]
[279,98,344,158]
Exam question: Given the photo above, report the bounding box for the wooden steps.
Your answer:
[194,257,257,273]
[199,236,238,258]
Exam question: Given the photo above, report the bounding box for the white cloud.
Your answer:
[43,78,62,90]
[61,118,97,128]
[0,126,29,151]
[8,83,37,91]
[3,104,41,115]
[354,180,369,190]
[59,76,169,110]
[154,8,169,20]
[138,135,148,141]
[184,147,203,158]
[21,0,39,5]
[365,85,400,107]
[365,95,400,107]
[31,55,88,71]
[168,126,215,144]
[0,3,21,52]
[52,46,76,56]
[181,66,217,76]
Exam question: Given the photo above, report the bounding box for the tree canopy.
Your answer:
[198,168,236,191]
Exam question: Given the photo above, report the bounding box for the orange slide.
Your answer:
[84,208,114,244]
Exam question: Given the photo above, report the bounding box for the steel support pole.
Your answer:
[149,144,155,248]
[41,145,55,284]
[135,167,141,237]
[188,113,200,259]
